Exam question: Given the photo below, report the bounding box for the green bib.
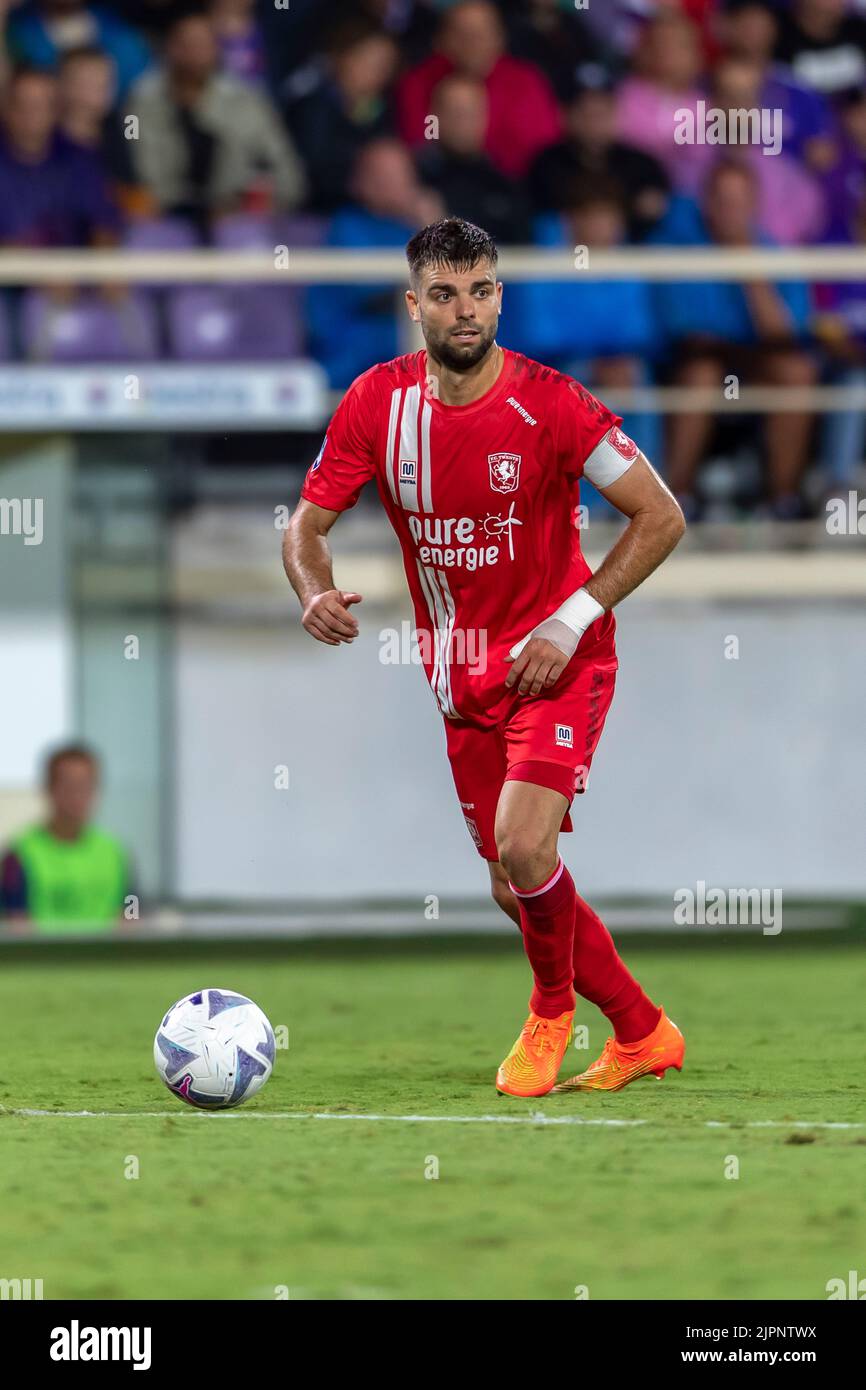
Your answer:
[12,825,128,932]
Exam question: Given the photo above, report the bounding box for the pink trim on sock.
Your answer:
[508,856,564,899]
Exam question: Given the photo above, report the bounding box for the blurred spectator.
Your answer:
[615,11,708,192]
[583,0,721,58]
[306,137,442,386]
[395,0,562,178]
[126,10,306,226]
[416,73,531,243]
[56,43,115,146]
[207,0,266,86]
[7,0,151,96]
[0,66,120,245]
[716,0,836,172]
[656,159,816,517]
[703,56,827,244]
[286,18,398,213]
[775,0,866,98]
[261,0,357,105]
[56,44,145,212]
[0,744,133,933]
[507,182,660,469]
[326,0,439,55]
[529,74,671,240]
[821,84,866,240]
[498,0,609,103]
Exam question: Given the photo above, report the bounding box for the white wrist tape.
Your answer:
[508,587,605,662]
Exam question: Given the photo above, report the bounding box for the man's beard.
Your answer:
[425,319,498,373]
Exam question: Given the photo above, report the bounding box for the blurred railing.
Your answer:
[0,246,863,282]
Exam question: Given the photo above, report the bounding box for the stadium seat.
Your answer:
[122,217,200,252]
[166,285,302,361]
[20,289,160,362]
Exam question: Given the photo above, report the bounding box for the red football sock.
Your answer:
[571,891,660,1042]
[508,857,577,1019]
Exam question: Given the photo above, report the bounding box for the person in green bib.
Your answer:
[0,744,132,933]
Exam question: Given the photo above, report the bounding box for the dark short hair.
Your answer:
[406,217,498,285]
[44,743,100,787]
[326,16,392,58]
[166,4,211,34]
[8,64,56,88]
[564,175,626,214]
[58,45,111,70]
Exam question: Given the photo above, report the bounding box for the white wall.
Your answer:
[174,602,866,900]
[0,443,73,799]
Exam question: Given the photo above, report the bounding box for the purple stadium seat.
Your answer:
[166,285,302,360]
[211,213,328,252]
[122,216,199,252]
[211,214,278,251]
[278,214,329,249]
[208,213,310,358]
[20,290,159,362]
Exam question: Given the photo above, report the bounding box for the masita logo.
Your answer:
[50,1320,152,1371]
[555,723,573,748]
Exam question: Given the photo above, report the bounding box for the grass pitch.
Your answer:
[0,930,863,1300]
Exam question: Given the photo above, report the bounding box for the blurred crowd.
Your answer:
[1,0,865,514]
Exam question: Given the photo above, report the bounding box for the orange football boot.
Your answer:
[551,1009,684,1093]
[496,1009,575,1097]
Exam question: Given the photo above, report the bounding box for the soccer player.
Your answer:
[284,218,686,1097]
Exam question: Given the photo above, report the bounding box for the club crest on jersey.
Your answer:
[488,452,521,494]
[609,427,639,462]
[555,723,573,748]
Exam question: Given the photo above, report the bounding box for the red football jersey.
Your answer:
[301,348,622,729]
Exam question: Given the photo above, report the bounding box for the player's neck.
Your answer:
[426,344,504,408]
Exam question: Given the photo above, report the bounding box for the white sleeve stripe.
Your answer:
[583,428,638,487]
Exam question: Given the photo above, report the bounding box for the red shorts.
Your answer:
[444,657,617,861]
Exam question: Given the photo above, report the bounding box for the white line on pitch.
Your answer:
[6,1107,644,1127]
[4,1108,864,1129]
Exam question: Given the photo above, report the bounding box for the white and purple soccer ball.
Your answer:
[154,988,275,1109]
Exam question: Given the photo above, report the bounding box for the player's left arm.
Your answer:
[581,451,687,610]
[506,451,685,694]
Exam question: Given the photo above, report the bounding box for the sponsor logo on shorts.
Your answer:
[400,458,417,482]
[555,723,573,748]
[459,801,475,811]
[488,452,521,494]
[464,816,484,850]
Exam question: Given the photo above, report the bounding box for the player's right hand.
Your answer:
[302,589,362,646]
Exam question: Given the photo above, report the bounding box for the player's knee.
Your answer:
[496,830,556,892]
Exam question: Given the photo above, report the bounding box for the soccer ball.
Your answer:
[154,987,275,1109]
